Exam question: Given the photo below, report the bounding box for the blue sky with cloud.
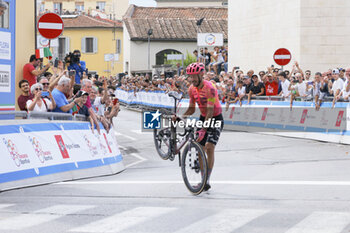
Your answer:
[129,0,156,7]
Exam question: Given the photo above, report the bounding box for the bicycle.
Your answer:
[153,91,208,195]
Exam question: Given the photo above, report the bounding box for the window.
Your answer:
[58,37,70,60]
[53,2,62,15]
[39,2,45,14]
[0,1,9,29]
[75,2,84,12]
[81,37,97,53]
[116,39,121,54]
[96,1,106,12]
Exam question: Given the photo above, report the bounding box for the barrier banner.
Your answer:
[0,122,123,184]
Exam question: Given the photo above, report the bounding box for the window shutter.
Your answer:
[116,39,121,54]
[81,37,86,53]
[65,37,70,55]
[93,37,98,53]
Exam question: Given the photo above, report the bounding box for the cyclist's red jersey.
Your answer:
[189,80,222,117]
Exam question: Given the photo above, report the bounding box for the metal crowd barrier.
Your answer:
[0,111,87,121]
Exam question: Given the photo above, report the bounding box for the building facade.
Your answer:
[60,15,123,77]
[39,0,129,20]
[228,0,350,73]
[123,5,227,74]
[0,0,36,112]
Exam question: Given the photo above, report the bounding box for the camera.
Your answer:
[71,50,81,64]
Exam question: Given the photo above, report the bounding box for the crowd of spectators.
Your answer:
[18,52,120,133]
[118,59,350,111]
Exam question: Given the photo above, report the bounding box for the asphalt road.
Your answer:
[1,107,350,233]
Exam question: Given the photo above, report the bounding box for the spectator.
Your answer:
[225,80,245,107]
[333,69,349,107]
[330,69,344,107]
[17,80,33,111]
[209,46,225,75]
[39,77,57,110]
[26,83,56,112]
[0,0,8,16]
[305,70,311,82]
[72,90,94,125]
[247,74,265,104]
[278,71,291,99]
[176,63,183,76]
[193,50,204,63]
[203,47,212,70]
[81,79,101,134]
[68,50,87,84]
[23,55,51,87]
[311,72,322,110]
[52,76,79,113]
[247,70,254,81]
[243,76,251,94]
[264,69,279,96]
[258,71,266,80]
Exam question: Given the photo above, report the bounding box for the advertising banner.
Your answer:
[0,122,123,184]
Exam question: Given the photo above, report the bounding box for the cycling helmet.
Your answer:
[186,63,205,75]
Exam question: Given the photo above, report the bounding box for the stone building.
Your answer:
[228,0,350,73]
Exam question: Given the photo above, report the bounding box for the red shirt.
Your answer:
[23,63,36,87]
[265,81,279,96]
[17,94,34,111]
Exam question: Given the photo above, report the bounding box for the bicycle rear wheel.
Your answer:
[181,141,208,195]
[153,128,171,160]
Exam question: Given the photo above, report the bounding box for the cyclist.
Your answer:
[181,62,224,191]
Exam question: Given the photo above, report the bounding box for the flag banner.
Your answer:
[35,47,52,60]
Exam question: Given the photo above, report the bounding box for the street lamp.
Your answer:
[147,28,153,70]
[196,18,204,59]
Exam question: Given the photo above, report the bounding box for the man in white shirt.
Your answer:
[331,69,345,108]
[278,72,290,99]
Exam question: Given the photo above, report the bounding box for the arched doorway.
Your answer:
[156,49,182,65]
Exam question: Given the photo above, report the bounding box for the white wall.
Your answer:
[123,22,131,73]
[300,0,350,72]
[228,0,300,73]
[229,0,350,74]
[129,41,197,71]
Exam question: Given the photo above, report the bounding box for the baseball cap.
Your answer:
[332,69,339,74]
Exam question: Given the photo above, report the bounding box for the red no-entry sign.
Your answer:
[273,48,291,66]
[37,13,64,40]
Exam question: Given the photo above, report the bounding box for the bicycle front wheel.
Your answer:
[153,128,171,160]
[181,141,208,195]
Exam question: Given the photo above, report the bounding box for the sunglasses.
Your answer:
[42,83,49,85]
[35,88,43,91]
[306,73,311,75]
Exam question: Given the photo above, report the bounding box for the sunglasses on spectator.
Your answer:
[35,88,43,91]
[306,73,311,75]
[42,83,49,85]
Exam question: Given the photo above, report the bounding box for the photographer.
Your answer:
[26,83,56,112]
[67,50,87,85]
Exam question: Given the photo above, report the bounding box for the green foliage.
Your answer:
[164,50,197,69]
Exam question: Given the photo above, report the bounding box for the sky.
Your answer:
[129,0,157,7]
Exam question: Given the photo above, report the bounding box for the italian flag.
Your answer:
[35,47,52,60]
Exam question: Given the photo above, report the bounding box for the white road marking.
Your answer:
[54,180,350,186]
[125,153,147,168]
[70,207,176,233]
[174,209,268,233]
[114,132,136,141]
[0,204,14,210]
[0,205,94,230]
[131,129,153,135]
[286,211,350,233]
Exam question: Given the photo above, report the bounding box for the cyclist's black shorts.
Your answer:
[198,114,224,147]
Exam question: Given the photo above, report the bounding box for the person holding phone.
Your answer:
[26,83,56,112]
